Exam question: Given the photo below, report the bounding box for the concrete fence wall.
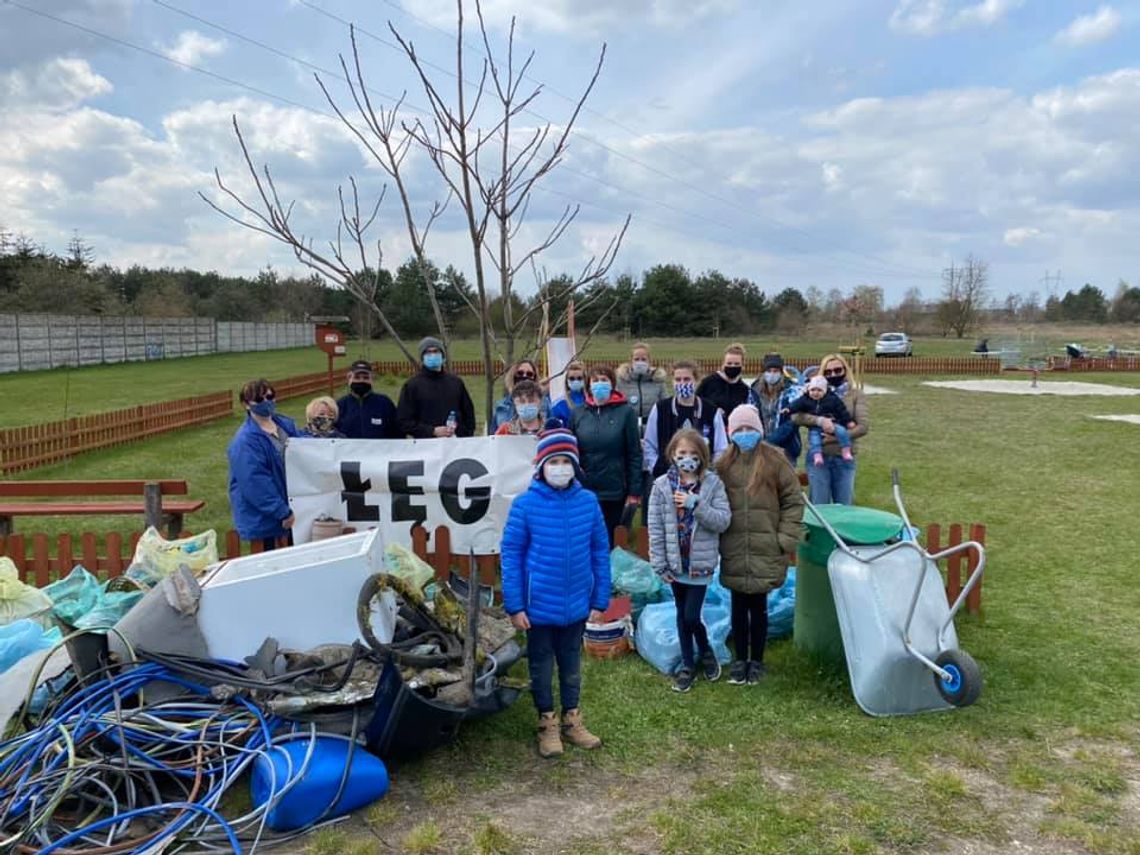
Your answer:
[0,315,312,373]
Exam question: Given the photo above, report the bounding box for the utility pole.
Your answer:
[1039,270,1062,295]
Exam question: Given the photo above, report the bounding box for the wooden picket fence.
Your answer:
[862,357,1000,376]
[3,520,985,612]
[1046,355,1140,372]
[0,392,234,475]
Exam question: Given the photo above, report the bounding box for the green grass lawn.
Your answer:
[4,358,1140,853]
[0,333,982,429]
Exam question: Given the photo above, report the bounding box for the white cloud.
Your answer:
[1054,6,1123,47]
[0,58,111,110]
[397,0,741,36]
[889,0,1023,36]
[158,30,227,67]
[1003,227,1041,246]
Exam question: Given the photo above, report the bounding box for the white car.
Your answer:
[875,332,913,358]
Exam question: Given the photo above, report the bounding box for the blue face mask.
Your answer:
[590,381,612,402]
[731,430,762,452]
[423,352,444,371]
[568,379,585,393]
[675,381,695,400]
[250,400,276,418]
[517,403,540,422]
[764,370,783,386]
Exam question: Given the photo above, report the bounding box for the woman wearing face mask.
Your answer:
[550,361,588,428]
[495,380,545,436]
[748,353,803,466]
[615,342,668,426]
[500,426,610,758]
[716,405,804,686]
[301,396,346,438]
[643,360,728,479]
[696,343,754,421]
[570,365,643,545]
[647,429,732,693]
[489,360,551,434]
[227,379,302,551]
[788,353,868,505]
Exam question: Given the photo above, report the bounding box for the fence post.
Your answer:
[966,523,985,614]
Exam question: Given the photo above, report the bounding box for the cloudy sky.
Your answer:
[1,0,1137,302]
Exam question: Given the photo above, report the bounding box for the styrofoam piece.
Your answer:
[198,530,384,661]
[828,545,958,717]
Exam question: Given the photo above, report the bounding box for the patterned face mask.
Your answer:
[309,415,334,433]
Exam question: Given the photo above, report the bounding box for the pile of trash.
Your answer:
[0,529,525,852]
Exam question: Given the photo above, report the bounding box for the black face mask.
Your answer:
[826,372,846,388]
[723,365,742,380]
[350,382,372,396]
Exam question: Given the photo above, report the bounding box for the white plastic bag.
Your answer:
[129,528,219,586]
[0,558,53,628]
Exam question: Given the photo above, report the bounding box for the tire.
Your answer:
[933,649,982,707]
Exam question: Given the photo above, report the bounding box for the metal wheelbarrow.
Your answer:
[806,469,986,716]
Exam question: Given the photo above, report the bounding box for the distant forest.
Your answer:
[2,228,1137,340]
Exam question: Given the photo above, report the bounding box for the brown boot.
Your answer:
[537,712,563,758]
[561,708,602,750]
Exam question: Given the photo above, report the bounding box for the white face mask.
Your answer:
[632,359,650,376]
[543,461,575,488]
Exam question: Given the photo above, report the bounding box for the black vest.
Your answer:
[652,396,721,477]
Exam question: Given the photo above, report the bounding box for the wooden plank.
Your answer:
[224,529,242,559]
[476,554,498,586]
[635,526,649,559]
[105,533,124,577]
[32,534,50,587]
[613,526,630,550]
[946,523,963,603]
[0,480,190,497]
[966,523,986,614]
[58,533,74,576]
[432,526,452,581]
[81,533,98,572]
[0,501,204,516]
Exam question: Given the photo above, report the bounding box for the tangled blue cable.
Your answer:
[0,661,329,855]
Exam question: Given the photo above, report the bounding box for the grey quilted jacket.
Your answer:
[647,469,732,581]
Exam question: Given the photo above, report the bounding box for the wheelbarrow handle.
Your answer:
[891,468,901,487]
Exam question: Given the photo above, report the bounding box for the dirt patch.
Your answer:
[924,380,1140,397]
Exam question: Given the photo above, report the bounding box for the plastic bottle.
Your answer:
[446,411,458,434]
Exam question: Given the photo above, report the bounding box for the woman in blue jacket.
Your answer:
[227,379,301,551]
[500,425,610,759]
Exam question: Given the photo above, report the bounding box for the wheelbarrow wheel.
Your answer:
[933,649,982,707]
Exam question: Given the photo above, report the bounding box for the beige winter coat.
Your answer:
[717,444,805,595]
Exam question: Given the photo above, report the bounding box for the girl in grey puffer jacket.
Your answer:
[647,429,732,692]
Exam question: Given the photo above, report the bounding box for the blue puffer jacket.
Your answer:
[500,478,611,626]
[227,414,301,540]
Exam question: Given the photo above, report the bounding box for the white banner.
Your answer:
[545,336,577,403]
[286,437,537,553]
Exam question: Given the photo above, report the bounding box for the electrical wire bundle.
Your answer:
[0,660,358,854]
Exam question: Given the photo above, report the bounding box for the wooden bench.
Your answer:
[0,480,205,539]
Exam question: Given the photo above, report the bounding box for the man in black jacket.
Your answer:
[397,337,476,438]
[335,360,401,439]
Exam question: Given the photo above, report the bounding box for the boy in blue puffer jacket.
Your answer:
[501,424,611,758]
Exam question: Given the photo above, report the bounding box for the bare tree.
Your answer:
[205,1,628,420]
[201,120,419,364]
[938,255,989,339]
[388,1,628,418]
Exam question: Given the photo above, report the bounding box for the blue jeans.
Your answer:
[808,424,850,457]
[671,581,710,671]
[807,454,857,505]
[527,621,586,714]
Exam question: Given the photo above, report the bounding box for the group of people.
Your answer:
[498,341,869,756]
[226,338,870,756]
[226,336,476,549]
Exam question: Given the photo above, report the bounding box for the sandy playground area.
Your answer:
[923,379,1140,397]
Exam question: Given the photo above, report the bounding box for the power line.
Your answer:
[371,0,939,280]
[149,0,923,280]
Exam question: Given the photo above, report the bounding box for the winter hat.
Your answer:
[418,336,446,357]
[726,404,763,436]
[808,375,828,393]
[762,353,784,371]
[533,422,580,470]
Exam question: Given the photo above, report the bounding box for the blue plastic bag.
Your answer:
[767,567,796,640]
[43,566,143,631]
[0,619,63,673]
[635,575,732,675]
[610,548,671,623]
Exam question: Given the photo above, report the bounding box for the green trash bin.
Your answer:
[795,504,906,664]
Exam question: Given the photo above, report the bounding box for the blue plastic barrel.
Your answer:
[250,736,389,831]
